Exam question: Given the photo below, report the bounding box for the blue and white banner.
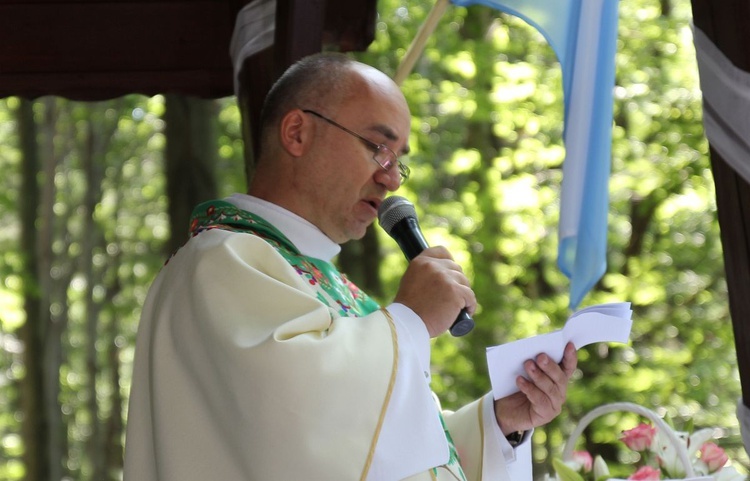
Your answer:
[451,0,619,309]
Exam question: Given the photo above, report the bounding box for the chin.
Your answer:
[336,218,374,243]
[343,226,369,243]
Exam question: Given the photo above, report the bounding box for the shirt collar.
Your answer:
[225,193,341,261]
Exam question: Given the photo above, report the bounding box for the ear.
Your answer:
[278,109,311,158]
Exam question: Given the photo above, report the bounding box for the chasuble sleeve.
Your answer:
[124,229,446,481]
[442,393,533,481]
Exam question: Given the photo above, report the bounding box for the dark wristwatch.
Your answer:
[505,430,525,447]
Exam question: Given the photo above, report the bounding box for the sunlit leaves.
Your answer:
[446,148,481,175]
[444,51,477,79]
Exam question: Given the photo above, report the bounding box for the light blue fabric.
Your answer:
[450,0,619,309]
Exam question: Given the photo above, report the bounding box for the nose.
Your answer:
[373,165,402,191]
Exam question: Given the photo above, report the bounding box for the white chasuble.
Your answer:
[124,198,527,480]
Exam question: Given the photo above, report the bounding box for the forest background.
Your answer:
[0,0,746,479]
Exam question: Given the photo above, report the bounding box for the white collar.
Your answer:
[224,193,341,262]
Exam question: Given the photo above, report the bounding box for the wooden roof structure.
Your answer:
[0,0,376,100]
[1,0,748,408]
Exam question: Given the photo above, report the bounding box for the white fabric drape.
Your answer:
[694,25,750,184]
[229,0,276,95]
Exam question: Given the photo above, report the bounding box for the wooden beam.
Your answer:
[0,0,246,99]
[0,0,377,101]
[274,0,327,78]
[691,0,750,405]
[710,149,750,405]
[691,1,750,70]
[0,0,376,100]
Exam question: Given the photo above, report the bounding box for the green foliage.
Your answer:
[0,94,245,480]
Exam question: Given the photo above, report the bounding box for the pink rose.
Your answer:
[628,466,662,480]
[572,450,593,472]
[700,442,729,472]
[621,423,657,451]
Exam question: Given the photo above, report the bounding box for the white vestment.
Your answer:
[124,193,532,480]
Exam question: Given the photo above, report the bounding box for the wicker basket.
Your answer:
[561,402,713,480]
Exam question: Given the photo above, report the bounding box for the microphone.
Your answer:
[378,196,475,337]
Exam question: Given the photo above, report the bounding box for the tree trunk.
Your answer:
[102,142,127,481]
[82,112,106,481]
[103,272,124,481]
[41,97,70,481]
[17,97,50,481]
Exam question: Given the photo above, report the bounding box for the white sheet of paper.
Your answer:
[486,302,633,399]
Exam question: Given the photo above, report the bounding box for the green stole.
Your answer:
[189,200,466,480]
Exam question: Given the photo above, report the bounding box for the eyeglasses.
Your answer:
[302,109,410,182]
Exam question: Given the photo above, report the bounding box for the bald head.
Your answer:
[256,53,403,162]
[247,52,411,242]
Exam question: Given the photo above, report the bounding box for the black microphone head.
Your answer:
[378,196,417,235]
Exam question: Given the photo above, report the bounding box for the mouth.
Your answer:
[362,197,381,214]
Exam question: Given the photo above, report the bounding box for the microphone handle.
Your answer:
[391,218,475,337]
[391,217,430,260]
[450,309,475,337]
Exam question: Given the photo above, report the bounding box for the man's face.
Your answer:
[297,70,411,244]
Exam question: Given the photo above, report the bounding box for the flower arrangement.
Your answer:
[546,403,746,481]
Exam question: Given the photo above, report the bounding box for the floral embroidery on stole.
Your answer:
[188,200,467,479]
[188,200,378,316]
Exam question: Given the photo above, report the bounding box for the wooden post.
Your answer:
[691,0,750,406]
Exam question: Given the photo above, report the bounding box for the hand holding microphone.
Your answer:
[378,196,476,337]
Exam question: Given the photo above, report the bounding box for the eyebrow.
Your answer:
[368,123,411,156]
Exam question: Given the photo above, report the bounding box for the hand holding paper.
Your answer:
[487,302,633,399]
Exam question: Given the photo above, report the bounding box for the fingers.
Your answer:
[561,342,578,377]
[394,246,476,337]
[419,245,455,261]
[495,347,579,433]
[516,348,579,423]
[412,247,472,285]
[522,344,578,394]
[518,358,562,411]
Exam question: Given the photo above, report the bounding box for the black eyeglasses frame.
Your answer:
[302,109,410,182]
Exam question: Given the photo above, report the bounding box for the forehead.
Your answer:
[338,67,411,150]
